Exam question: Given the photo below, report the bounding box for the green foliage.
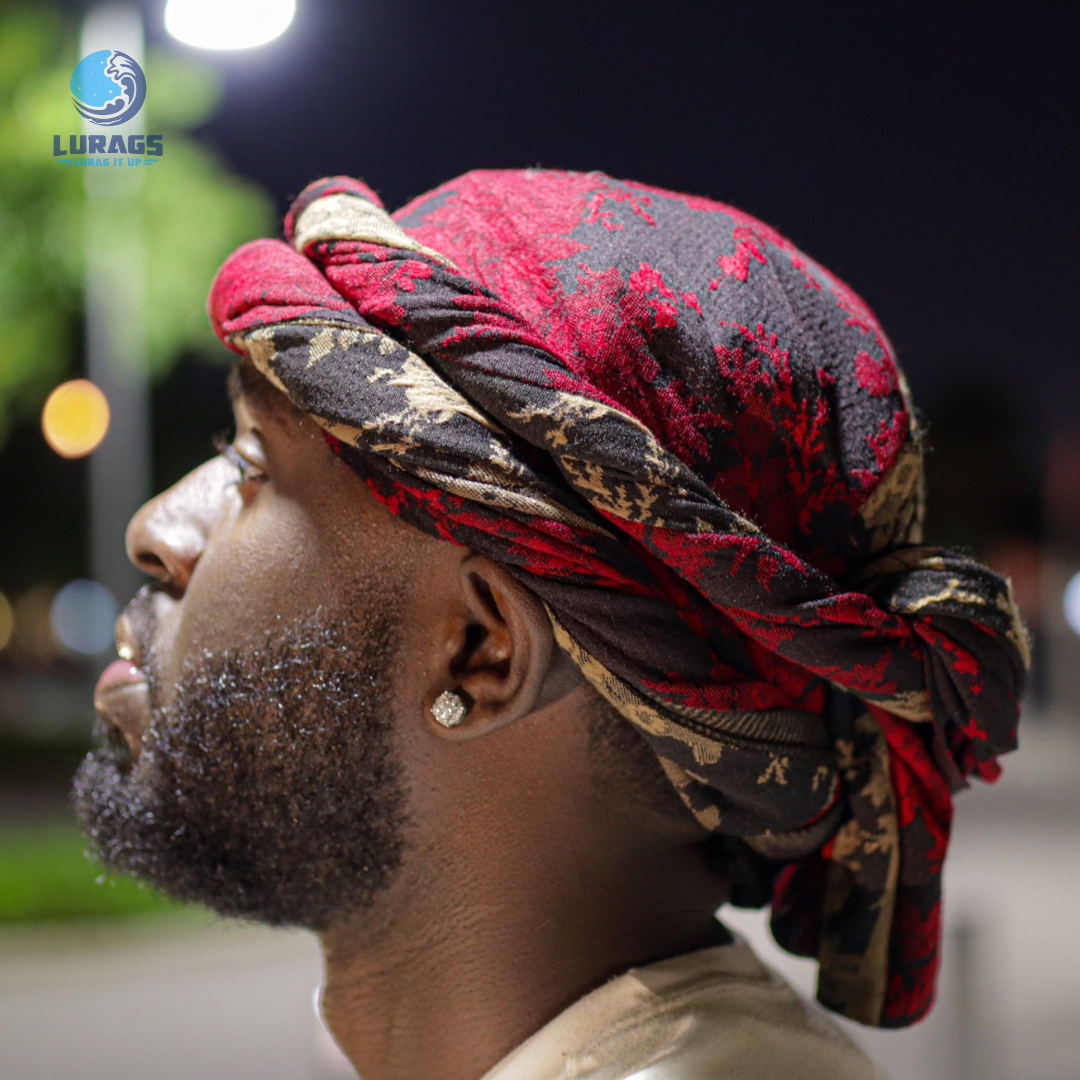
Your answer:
[0,10,81,443]
[0,824,182,922]
[140,135,272,374]
[0,3,275,445]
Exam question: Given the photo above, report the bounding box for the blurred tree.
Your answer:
[0,3,275,447]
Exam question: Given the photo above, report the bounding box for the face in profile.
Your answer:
[74,365,634,940]
[75,371,419,928]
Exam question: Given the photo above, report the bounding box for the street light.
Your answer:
[164,0,296,50]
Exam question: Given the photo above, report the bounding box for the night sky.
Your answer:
[146,0,1078,456]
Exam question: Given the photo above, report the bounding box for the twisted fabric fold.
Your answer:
[208,171,1028,1027]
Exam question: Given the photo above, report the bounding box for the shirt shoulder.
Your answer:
[482,940,889,1080]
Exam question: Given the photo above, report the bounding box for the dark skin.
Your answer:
[121,368,730,1080]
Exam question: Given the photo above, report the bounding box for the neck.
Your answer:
[317,787,727,1080]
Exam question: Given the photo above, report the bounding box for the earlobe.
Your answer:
[426,556,554,741]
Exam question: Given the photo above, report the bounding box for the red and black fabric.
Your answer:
[208,170,1028,1027]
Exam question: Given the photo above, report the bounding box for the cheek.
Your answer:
[158,490,336,682]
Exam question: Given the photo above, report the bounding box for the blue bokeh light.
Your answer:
[1063,571,1080,637]
[50,579,119,655]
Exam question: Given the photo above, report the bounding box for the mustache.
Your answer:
[121,585,171,717]
[123,585,163,668]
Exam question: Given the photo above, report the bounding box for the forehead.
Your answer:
[227,362,304,426]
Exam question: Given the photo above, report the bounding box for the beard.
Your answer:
[73,592,407,931]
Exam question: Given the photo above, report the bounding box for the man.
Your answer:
[77,170,1028,1080]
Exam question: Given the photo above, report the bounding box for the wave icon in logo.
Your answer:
[70,49,146,127]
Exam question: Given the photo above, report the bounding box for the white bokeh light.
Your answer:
[1063,570,1080,636]
[165,0,296,50]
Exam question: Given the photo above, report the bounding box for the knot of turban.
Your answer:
[208,170,1028,1028]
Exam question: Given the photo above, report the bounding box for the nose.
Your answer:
[125,456,237,590]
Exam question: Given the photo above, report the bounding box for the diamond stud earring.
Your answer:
[431,690,467,729]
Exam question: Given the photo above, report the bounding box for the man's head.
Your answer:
[78,168,1026,1030]
[76,364,703,931]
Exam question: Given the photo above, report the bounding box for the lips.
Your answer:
[96,658,144,696]
[95,639,151,760]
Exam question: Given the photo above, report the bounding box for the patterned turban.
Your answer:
[208,170,1028,1028]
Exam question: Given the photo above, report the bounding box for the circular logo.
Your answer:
[70,49,146,127]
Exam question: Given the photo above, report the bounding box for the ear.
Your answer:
[426,554,576,741]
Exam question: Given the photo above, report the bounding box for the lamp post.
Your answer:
[80,0,297,608]
[82,2,149,606]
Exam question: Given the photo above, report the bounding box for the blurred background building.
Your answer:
[0,2,1077,1079]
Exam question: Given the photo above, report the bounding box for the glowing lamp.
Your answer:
[164,0,296,50]
[42,379,111,458]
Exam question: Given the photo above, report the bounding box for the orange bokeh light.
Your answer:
[41,379,111,458]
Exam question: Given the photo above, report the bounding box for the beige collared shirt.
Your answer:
[481,940,888,1080]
